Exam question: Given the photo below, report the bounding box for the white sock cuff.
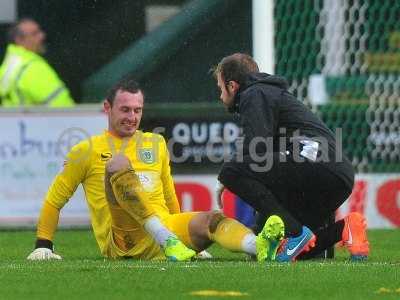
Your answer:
[143,216,164,233]
[144,216,175,247]
[241,233,257,255]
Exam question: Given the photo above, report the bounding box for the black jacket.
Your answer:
[229,72,354,189]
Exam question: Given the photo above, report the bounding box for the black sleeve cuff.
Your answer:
[35,239,54,251]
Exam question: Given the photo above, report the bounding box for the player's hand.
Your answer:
[197,250,213,260]
[27,248,62,260]
[27,239,62,260]
[216,181,225,209]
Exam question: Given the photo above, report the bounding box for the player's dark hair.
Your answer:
[213,53,259,86]
[106,77,143,106]
[7,18,36,43]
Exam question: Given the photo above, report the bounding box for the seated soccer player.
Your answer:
[27,77,284,262]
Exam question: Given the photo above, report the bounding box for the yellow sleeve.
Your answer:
[36,201,60,241]
[36,140,90,240]
[160,136,180,214]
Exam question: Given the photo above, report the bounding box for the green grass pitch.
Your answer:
[0,229,399,300]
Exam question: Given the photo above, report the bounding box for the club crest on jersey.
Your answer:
[139,149,155,164]
[100,152,113,161]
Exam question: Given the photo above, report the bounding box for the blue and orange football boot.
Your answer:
[275,226,316,262]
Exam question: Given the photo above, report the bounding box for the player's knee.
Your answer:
[208,211,226,233]
[105,154,131,175]
[189,212,218,251]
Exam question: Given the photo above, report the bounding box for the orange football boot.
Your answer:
[341,212,369,260]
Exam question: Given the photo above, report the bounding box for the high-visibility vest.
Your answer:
[0,44,74,107]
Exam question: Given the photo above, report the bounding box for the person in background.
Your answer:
[0,18,74,107]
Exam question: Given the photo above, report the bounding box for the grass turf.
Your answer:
[0,229,399,300]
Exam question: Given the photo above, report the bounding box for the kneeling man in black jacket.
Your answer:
[213,53,369,262]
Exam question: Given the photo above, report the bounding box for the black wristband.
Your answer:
[35,239,54,251]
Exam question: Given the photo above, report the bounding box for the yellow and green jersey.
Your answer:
[38,130,180,255]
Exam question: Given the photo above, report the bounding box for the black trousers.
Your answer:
[218,153,353,259]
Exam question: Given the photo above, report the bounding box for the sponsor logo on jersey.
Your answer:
[100,152,113,161]
[139,149,155,164]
